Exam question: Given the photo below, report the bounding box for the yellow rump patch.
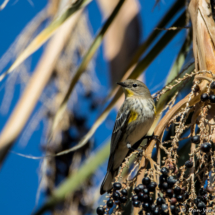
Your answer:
[128,110,138,124]
[153,104,156,115]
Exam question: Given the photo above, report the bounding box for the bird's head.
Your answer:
[117,79,151,98]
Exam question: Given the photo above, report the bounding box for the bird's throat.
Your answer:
[125,89,134,97]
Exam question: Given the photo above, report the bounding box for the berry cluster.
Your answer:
[190,135,212,153]
[200,81,215,103]
[96,182,128,215]
[131,177,157,211]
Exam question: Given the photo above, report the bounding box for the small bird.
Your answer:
[100,79,156,194]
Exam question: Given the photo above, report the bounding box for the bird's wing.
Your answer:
[107,107,130,171]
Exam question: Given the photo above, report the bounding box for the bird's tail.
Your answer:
[100,170,118,195]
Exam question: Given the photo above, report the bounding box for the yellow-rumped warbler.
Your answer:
[100,79,156,194]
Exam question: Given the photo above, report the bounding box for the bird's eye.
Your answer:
[133,84,137,88]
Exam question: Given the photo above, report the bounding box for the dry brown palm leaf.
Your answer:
[0,10,82,167]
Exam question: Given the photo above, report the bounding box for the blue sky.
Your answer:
[0,0,186,214]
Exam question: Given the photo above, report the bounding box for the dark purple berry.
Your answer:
[191,135,200,144]
[120,196,127,203]
[210,81,215,89]
[121,189,128,196]
[174,187,181,195]
[134,186,141,194]
[161,167,169,176]
[107,199,113,208]
[96,207,105,215]
[167,176,177,187]
[142,177,151,185]
[166,189,173,198]
[157,197,165,205]
[197,201,206,210]
[150,204,156,211]
[133,201,140,207]
[153,206,160,215]
[162,182,168,190]
[185,160,193,168]
[201,93,209,102]
[160,175,167,183]
[161,204,168,214]
[184,192,189,199]
[149,196,154,204]
[143,194,149,202]
[148,182,157,192]
[199,188,207,196]
[146,213,152,215]
[138,184,145,192]
[170,198,177,205]
[113,192,120,200]
[143,202,150,211]
[176,195,183,202]
[194,198,201,205]
[138,192,144,202]
[143,188,149,194]
[113,182,121,190]
[201,142,211,153]
[170,205,175,212]
[132,195,139,201]
[210,94,215,103]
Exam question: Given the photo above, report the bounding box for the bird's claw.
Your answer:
[127,142,143,157]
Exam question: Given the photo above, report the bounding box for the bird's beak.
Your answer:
[117,82,127,87]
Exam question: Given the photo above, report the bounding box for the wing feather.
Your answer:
[107,108,130,171]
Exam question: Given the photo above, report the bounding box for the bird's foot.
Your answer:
[141,133,161,144]
[127,142,143,155]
